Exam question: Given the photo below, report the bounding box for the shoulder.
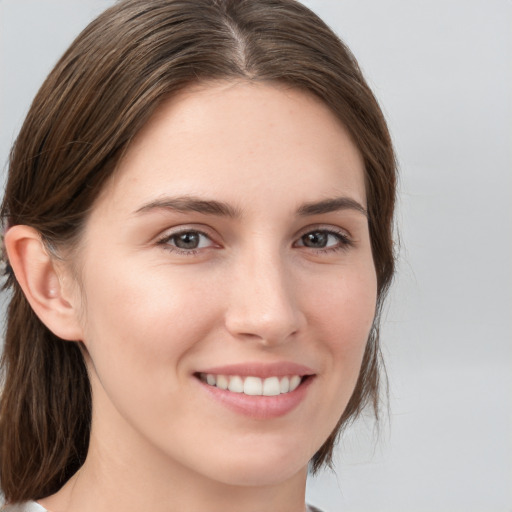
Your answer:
[1,502,47,512]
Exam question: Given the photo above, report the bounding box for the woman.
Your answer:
[0,0,396,511]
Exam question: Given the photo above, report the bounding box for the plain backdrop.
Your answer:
[1,1,511,511]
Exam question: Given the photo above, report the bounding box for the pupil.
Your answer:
[175,232,199,249]
[303,231,327,248]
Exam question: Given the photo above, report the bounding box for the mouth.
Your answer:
[195,372,310,397]
[193,362,316,418]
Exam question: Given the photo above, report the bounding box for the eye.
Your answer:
[295,229,352,252]
[158,229,215,253]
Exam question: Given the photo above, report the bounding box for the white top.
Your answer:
[1,503,46,512]
[1,501,323,512]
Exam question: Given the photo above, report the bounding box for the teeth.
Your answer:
[228,375,244,393]
[244,376,263,396]
[289,375,301,392]
[262,376,280,396]
[216,375,228,390]
[279,376,290,393]
[202,373,305,396]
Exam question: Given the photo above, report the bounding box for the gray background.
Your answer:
[1,1,511,511]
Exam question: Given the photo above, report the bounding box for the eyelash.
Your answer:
[156,229,213,256]
[294,228,353,254]
[156,227,353,256]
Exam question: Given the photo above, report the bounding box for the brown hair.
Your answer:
[0,0,396,502]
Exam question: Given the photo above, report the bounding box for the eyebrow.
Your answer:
[297,197,368,218]
[134,196,241,218]
[134,195,367,218]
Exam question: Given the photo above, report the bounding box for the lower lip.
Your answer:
[196,376,314,419]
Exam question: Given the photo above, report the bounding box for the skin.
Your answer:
[14,81,377,512]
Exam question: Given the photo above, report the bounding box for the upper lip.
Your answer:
[195,362,316,378]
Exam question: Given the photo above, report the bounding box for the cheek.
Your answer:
[77,264,221,436]
[308,263,377,413]
[291,264,377,454]
[78,262,221,378]
[309,264,377,351]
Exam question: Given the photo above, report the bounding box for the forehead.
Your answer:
[97,81,366,216]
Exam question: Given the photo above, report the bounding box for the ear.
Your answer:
[4,225,84,341]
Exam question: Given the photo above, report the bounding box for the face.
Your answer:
[71,81,377,487]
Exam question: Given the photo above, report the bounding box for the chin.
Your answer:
[193,438,313,488]
[212,462,307,488]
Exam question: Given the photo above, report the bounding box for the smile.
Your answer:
[198,373,303,396]
[194,362,316,418]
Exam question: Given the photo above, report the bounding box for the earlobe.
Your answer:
[3,225,84,341]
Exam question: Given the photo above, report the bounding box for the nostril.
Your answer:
[225,311,304,347]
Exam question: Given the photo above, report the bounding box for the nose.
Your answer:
[224,249,305,346]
